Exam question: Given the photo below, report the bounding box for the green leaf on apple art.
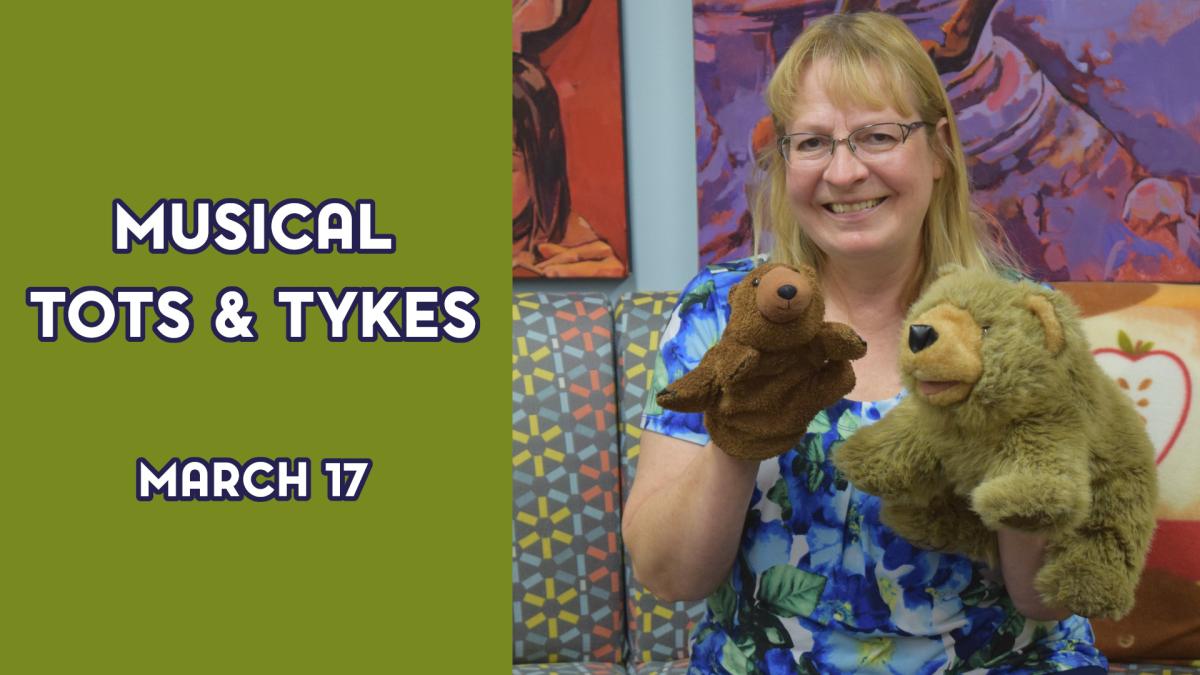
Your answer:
[1117,330,1156,356]
[1118,330,1135,354]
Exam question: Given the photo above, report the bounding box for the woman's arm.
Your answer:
[621,429,759,602]
[996,527,1071,621]
[535,240,625,278]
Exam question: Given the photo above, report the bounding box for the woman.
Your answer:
[622,12,1106,674]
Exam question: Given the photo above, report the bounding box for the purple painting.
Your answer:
[693,0,1200,281]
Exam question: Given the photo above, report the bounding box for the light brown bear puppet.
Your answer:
[656,263,868,460]
[833,265,1157,619]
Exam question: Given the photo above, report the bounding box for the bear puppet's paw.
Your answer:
[820,322,868,361]
[881,493,997,566]
[654,373,715,414]
[1034,535,1136,620]
[970,472,1089,535]
[833,438,907,499]
[832,409,934,501]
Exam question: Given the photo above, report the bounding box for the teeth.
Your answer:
[828,198,884,214]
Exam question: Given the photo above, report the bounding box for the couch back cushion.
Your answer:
[1056,282,1200,663]
[512,293,625,664]
[615,292,707,666]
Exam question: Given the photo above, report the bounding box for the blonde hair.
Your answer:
[752,11,1020,295]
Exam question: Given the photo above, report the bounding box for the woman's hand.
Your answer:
[535,240,625,277]
[996,527,1071,621]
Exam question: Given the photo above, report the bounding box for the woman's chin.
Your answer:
[808,222,922,265]
[821,237,914,264]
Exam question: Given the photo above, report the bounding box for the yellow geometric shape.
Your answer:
[518,531,539,549]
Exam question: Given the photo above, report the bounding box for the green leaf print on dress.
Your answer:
[708,582,736,624]
[756,564,827,618]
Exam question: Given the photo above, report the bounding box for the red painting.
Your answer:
[513,0,629,279]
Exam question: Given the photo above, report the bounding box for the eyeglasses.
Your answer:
[778,121,927,166]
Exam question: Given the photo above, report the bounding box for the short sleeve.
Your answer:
[640,258,759,445]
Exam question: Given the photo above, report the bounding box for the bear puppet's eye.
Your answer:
[981,325,991,336]
[752,278,760,287]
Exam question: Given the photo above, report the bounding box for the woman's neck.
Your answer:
[818,252,922,403]
[819,253,921,331]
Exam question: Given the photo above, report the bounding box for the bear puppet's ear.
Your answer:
[936,263,966,278]
[1024,294,1065,355]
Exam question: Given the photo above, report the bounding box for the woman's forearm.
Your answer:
[622,436,760,602]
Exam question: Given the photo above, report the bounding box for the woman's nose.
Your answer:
[822,142,869,186]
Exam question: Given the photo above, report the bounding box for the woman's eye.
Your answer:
[862,132,897,146]
[797,137,825,151]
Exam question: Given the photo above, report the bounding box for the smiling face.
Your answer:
[784,59,944,267]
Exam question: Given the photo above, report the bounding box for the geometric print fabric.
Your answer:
[615,292,705,672]
[512,662,629,675]
[513,293,625,666]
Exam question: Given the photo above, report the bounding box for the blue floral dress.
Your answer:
[640,257,1106,675]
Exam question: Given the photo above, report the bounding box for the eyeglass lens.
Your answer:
[782,123,916,164]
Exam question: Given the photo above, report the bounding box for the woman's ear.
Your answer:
[932,117,950,180]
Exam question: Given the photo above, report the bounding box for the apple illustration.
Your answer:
[1093,330,1191,465]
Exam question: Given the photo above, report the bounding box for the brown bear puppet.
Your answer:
[656,263,867,460]
[834,265,1158,620]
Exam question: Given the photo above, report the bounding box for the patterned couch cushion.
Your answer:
[1108,663,1200,674]
[513,662,630,675]
[1056,282,1200,666]
[615,292,706,669]
[513,293,626,666]
[631,659,691,675]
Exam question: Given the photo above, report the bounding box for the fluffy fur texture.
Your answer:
[834,265,1158,619]
[657,263,867,460]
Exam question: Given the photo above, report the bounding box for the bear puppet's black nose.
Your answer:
[777,284,797,300]
[908,324,938,353]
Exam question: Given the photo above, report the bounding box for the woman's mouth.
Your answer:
[823,197,886,214]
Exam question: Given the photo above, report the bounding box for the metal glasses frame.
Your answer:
[777,121,927,164]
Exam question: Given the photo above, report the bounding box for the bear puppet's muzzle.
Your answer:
[755,265,813,324]
[901,304,983,406]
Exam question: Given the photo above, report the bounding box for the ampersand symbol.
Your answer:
[212,288,258,341]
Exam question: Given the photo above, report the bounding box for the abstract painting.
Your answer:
[693,0,1200,281]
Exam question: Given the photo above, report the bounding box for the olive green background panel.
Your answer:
[0,2,511,672]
